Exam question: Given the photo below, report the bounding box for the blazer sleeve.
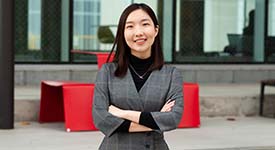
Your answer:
[92,64,125,137]
[151,67,183,132]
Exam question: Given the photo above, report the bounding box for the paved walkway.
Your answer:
[1,117,275,150]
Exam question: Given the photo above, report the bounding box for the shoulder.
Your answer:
[95,63,117,82]
[96,63,117,79]
[99,63,117,73]
[160,65,183,83]
[159,65,181,74]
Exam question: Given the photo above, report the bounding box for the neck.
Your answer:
[129,53,153,67]
[131,51,151,59]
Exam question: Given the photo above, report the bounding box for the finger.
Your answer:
[169,100,175,104]
[167,100,175,104]
[163,108,169,112]
[164,104,173,111]
[163,106,170,111]
[164,104,172,109]
[166,102,175,107]
[161,106,169,112]
[166,103,175,109]
[168,102,175,107]
[166,99,173,104]
[170,101,175,106]
[164,107,171,112]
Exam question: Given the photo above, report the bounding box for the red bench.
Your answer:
[39,81,200,132]
[39,81,97,131]
[179,83,200,128]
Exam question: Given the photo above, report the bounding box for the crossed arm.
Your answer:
[108,100,175,132]
[93,65,183,136]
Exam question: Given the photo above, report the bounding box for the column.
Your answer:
[0,0,14,129]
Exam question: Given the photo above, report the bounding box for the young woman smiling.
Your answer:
[92,3,183,150]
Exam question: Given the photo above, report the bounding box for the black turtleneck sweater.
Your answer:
[129,54,152,91]
[115,54,160,132]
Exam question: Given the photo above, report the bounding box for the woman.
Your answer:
[93,3,183,150]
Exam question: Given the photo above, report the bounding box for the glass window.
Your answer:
[73,0,100,51]
[174,0,256,63]
[267,0,275,62]
[16,0,271,64]
[28,0,41,50]
[72,0,132,62]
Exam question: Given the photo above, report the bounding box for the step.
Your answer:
[15,64,275,86]
[14,83,275,121]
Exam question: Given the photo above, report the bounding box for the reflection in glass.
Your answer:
[175,0,256,63]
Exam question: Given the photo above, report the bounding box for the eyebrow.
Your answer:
[125,18,151,24]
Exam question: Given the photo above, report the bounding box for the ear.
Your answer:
[154,25,159,37]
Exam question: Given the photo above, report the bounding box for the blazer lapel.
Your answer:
[139,68,168,112]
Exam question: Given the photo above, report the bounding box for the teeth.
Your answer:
[135,39,145,42]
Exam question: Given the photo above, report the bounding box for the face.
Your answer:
[124,9,159,59]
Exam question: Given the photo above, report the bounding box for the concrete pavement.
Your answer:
[1,117,275,150]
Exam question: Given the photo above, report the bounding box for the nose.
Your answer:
[134,26,144,37]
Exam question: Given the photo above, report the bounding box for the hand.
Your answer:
[109,105,141,123]
[108,105,125,118]
[160,99,175,112]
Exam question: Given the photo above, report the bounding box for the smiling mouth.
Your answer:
[134,39,147,43]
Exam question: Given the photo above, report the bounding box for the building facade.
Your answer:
[13,0,275,85]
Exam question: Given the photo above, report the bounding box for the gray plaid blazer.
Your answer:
[92,63,183,150]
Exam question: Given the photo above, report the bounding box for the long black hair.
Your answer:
[107,3,164,77]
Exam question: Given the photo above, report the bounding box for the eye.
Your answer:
[126,25,133,29]
[143,23,150,26]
